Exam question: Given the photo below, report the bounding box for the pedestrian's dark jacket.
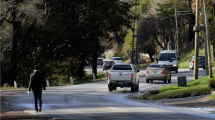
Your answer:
[28,70,46,92]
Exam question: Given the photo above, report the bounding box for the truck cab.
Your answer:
[158,50,179,73]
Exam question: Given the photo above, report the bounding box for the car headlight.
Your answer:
[173,64,177,66]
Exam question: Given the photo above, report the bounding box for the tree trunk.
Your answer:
[213,3,215,58]
[153,33,165,50]
[148,48,154,62]
[188,0,195,42]
[7,20,20,86]
[92,46,99,79]
[77,53,87,78]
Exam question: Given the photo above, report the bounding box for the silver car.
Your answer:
[146,64,171,83]
[97,58,103,65]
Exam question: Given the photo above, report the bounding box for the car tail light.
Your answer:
[108,73,111,80]
[131,74,134,81]
[146,70,149,74]
[103,63,105,66]
[162,70,165,74]
[192,61,194,63]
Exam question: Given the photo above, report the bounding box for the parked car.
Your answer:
[189,55,205,70]
[97,58,103,65]
[158,50,179,73]
[112,57,123,64]
[146,64,171,83]
[108,63,139,92]
[103,60,115,70]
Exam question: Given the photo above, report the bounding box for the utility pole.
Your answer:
[193,0,200,80]
[204,29,209,75]
[135,0,139,64]
[174,0,180,57]
[131,0,137,64]
[203,0,212,78]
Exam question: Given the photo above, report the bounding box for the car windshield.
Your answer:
[112,65,132,70]
[159,53,176,61]
[113,58,122,60]
[149,65,164,68]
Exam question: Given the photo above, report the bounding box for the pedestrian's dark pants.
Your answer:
[33,91,42,110]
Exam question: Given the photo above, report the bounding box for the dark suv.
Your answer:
[189,55,205,70]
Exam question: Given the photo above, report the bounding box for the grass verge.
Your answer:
[149,74,214,100]
[73,72,107,85]
[179,45,214,68]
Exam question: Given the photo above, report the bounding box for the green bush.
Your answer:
[209,80,215,89]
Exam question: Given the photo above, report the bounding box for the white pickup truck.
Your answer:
[108,64,139,92]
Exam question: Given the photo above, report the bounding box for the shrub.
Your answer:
[2,83,9,88]
[209,80,215,89]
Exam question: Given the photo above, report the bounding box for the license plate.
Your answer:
[152,71,157,74]
[118,82,123,84]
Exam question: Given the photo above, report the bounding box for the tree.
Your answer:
[1,0,45,86]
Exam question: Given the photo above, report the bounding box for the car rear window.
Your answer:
[97,59,103,61]
[199,56,205,60]
[105,61,114,64]
[192,56,205,60]
[149,65,164,68]
[112,65,132,70]
[113,58,122,60]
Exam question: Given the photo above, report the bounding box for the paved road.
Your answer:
[6,68,215,120]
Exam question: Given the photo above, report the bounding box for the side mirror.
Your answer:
[137,69,140,72]
[178,57,180,60]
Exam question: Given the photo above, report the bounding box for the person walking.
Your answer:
[28,65,46,113]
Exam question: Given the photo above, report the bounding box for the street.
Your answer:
[5,68,215,120]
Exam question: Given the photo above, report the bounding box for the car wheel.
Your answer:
[189,68,191,70]
[135,85,139,91]
[203,67,205,70]
[164,79,167,83]
[131,84,135,92]
[150,80,153,83]
[113,86,116,90]
[146,79,149,83]
[175,69,178,73]
[192,67,194,70]
[108,85,112,92]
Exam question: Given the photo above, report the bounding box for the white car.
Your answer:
[112,57,123,64]
[108,63,139,92]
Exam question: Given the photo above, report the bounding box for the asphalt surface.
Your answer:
[4,67,215,120]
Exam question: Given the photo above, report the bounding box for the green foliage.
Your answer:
[1,0,133,87]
